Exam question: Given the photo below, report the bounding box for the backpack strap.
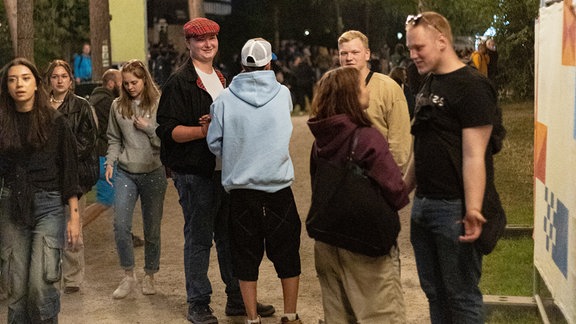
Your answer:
[365,71,374,85]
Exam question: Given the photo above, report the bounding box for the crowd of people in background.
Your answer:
[145,34,498,121]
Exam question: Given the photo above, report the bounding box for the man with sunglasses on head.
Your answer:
[156,18,274,324]
[404,11,501,323]
[337,30,412,174]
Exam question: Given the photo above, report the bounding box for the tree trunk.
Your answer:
[188,0,204,19]
[90,0,111,81]
[4,0,17,56]
[16,0,34,61]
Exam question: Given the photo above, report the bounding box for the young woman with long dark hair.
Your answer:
[0,58,81,323]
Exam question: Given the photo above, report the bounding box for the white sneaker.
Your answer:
[112,274,136,299]
[142,274,156,295]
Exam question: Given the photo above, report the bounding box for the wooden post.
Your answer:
[4,0,17,57]
[188,0,205,19]
[89,0,112,81]
[16,0,34,61]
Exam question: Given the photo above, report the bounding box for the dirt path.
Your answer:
[0,115,429,323]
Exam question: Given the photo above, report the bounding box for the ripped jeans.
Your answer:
[0,185,65,324]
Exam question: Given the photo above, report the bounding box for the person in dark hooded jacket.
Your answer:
[307,66,408,323]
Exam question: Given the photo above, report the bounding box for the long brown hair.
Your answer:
[310,66,372,127]
[117,59,160,118]
[0,58,55,150]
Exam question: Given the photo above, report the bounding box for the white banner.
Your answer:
[535,2,576,323]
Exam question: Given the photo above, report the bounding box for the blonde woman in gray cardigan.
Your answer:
[105,59,167,299]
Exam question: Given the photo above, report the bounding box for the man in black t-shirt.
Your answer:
[404,11,498,323]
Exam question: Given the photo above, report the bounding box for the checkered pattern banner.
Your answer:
[543,187,568,278]
[535,3,576,323]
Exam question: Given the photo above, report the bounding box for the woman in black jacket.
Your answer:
[45,59,98,294]
[0,57,81,323]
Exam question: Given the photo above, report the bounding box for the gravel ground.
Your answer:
[0,115,429,323]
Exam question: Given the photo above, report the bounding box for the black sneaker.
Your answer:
[225,301,276,317]
[187,304,218,324]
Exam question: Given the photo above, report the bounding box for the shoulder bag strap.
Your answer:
[347,128,360,161]
[365,71,374,85]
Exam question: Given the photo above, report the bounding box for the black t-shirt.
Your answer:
[3,111,81,201]
[412,66,498,199]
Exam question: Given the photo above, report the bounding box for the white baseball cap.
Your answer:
[241,38,274,67]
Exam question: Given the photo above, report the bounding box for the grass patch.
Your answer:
[481,236,534,296]
[487,308,542,324]
[493,101,534,225]
[482,101,539,323]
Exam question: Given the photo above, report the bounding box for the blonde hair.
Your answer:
[117,59,160,118]
[406,11,453,44]
[338,30,369,49]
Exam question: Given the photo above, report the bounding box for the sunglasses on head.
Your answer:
[405,14,424,25]
[405,14,443,34]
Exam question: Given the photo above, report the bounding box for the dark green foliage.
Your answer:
[0,0,89,70]
[493,0,539,100]
[424,0,499,37]
[0,2,13,67]
[34,0,90,71]
[0,0,539,101]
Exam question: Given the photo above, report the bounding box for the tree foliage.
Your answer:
[221,0,539,100]
[34,0,90,70]
[493,0,539,100]
[0,0,89,69]
[0,0,539,100]
[421,0,499,37]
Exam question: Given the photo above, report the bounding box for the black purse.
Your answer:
[306,129,401,257]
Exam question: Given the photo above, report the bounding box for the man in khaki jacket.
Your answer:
[338,30,412,173]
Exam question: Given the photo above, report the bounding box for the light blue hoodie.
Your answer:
[207,70,294,193]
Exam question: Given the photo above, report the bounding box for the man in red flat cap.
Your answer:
[156,18,275,324]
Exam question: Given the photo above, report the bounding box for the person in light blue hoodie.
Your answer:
[207,38,303,324]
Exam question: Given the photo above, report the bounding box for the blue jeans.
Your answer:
[113,167,167,274]
[0,187,64,323]
[96,156,114,206]
[410,196,483,324]
[172,171,215,306]
[212,171,242,303]
[174,171,239,306]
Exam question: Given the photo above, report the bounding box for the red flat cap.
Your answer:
[183,18,220,39]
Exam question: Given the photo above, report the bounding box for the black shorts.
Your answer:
[229,187,301,281]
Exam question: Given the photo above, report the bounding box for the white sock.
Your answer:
[283,313,298,320]
[246,316,261,324]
